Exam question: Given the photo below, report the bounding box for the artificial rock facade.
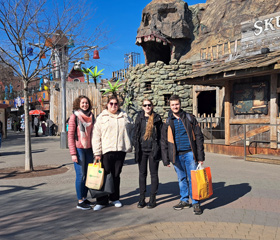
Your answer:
[126,59,192,119]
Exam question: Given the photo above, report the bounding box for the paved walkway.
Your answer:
[0,131,280,240]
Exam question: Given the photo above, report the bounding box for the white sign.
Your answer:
[254,16,280,36]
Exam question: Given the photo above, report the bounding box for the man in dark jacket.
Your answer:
[161,95,205,215]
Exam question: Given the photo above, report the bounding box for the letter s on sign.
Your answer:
[254,20,263,36]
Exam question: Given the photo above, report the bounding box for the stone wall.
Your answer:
[126,59,193,120]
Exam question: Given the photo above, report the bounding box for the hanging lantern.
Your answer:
[27,47,33,56]
[93,49,100,59]
[44,85,49,91]
[45,38,53,47]
[40,52,46,59]
[67,37,75,48]
[38,97,42,102]
[84,52,89,61]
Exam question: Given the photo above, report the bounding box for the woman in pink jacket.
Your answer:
[68,95,95,210]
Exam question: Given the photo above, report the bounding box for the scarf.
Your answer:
[74,110,93,148]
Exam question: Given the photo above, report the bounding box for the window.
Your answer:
[145,82,152,91]
[164,94,171,106]
[73,78,80,82]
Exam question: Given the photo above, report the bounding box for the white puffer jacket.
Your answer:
[92,109,133,156]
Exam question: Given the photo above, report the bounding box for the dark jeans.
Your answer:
[96,151,126,205]
[35,125,39,137]
[49,125,54,136]
[138,151,159,196]
[74,148,94,200]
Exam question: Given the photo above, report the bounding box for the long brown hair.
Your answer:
[72,95,92,111]
[143,99,154,141]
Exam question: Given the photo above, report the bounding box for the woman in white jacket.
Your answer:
[92,95,132,211]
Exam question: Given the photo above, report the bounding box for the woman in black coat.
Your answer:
[134,99,162,209]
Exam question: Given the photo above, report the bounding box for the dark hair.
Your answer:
[106,95,119,109]
[72,95,92,111]
[169,95,181,104]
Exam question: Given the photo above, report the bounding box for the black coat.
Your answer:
[161,110,205,166]
[133,110,162,163]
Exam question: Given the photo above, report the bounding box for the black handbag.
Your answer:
[89,173,114,198]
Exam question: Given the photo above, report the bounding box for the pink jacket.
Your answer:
[68,113,93,156]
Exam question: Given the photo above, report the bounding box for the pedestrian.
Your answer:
[92,95,132,211]
[161,95,205,215]
[133,99,162,209]
[68,95,95,210]
[0,120,3,153]
[34,116,39,137]
[46,117,54,136]
[41,120,46,136]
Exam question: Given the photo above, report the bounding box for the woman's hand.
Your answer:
[72,155,78,163]
[95,155,101,161]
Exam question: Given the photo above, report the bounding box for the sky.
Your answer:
[89,0,207,80]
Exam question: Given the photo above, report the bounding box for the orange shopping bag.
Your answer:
[191,163,213,200]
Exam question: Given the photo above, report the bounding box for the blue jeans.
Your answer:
[173,151,199,205]
[74,148,94,200]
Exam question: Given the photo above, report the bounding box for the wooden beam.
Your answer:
[270,74,278,149]
[230,118,270,124]
[230,126,270,144]
[225,82,231,145]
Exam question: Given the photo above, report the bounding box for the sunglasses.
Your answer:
[143,104,152,107]
[109,102,118,106]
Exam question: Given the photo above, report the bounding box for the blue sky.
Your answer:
[90,0,206,80]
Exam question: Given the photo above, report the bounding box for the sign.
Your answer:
[241,11,280,56]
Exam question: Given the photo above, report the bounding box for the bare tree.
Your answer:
[0,0,109,171]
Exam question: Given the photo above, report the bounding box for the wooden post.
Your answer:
[225,82,231,145]
[270,74,278,149]
[222,43,225,55]
[216,45,219,59]
[210,46,213,61]
[228,41,231,54]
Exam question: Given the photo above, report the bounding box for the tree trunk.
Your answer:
[24,81,33,171]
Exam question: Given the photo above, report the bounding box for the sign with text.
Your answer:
[241,12,280,55]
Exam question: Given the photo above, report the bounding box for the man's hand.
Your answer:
[72,155,78,163]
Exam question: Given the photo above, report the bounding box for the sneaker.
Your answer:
[83,199,95,207]
[76,201,91,210]
[111,200,122,208]
[193,204,202,215]
[173,201,191,210]
[93,204,105,211]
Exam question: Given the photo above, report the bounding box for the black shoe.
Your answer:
[137,200,146,208]
[147,194,156,209]
[173,201,191,210]
[76,201,91,210]
[83,199,95,207]
[193,204,202,215]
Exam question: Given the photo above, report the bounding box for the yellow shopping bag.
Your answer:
[191,163,213,200]
[85,160,104,190]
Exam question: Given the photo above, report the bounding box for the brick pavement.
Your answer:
[0,131,280,240]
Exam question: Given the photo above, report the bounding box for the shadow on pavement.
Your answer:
[121,181,179,206]
[202,182,252,210]
[0,183,46,195]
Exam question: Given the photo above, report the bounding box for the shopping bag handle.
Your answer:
[93,159,102,168]
[196,162,204,170]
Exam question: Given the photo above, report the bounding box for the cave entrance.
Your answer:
[142,41,171,65]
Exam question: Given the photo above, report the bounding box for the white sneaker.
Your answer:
[112,200,122,208]
[93,204,105,211]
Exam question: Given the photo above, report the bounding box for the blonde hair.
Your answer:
[143,99,154,141]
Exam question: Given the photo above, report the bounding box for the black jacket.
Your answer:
[161,110,205,166]
[133,110,162,163]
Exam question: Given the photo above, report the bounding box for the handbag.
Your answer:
[191,163,213,200]
[85,160,104,190]
[89,172,115,198]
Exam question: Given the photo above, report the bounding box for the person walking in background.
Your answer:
[41,119,46,136]
[34,116,39,137]
[161,95,205,215]
[68,95,95,210]
[46,117,54,136]
[133,99,162,209]
[0,120,3,154]
[92,95,132,211]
